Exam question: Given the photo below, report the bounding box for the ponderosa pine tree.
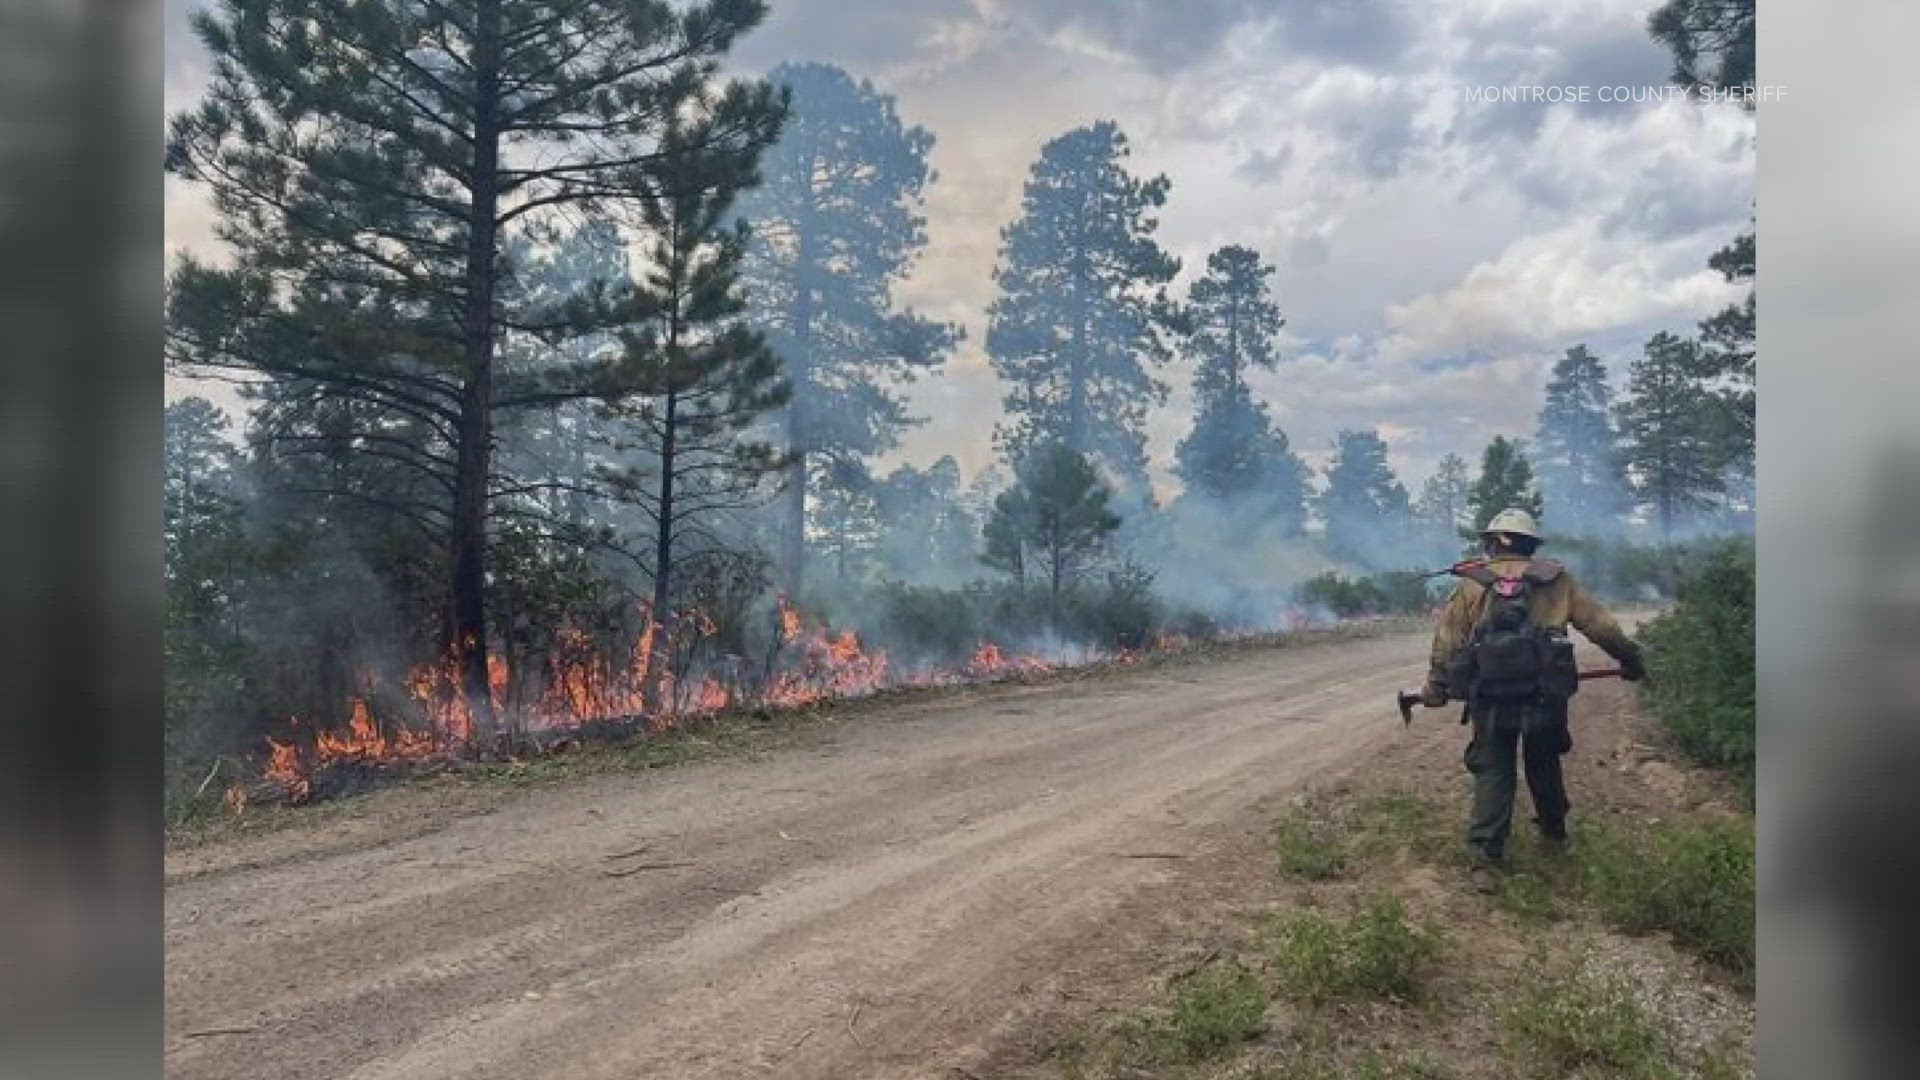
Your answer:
[1616,331,1725,534]
[987,121,1181,492]
[1650,0,1754,489]
[1534,345,1628,532]
[594,116,791,705]
[1002,444,1122,623]
[735,62,960,590]
[1647,0,1755,101]
[1698,231,1755,482]
[165,397,248,746]
[1469,435,1544,531]
[1172,245,1308,530]
[1319,430,1412,556]
[872,457,976,583]
[1414,452,1473,542]
[980,488,1032,587]
[165,0,785,733]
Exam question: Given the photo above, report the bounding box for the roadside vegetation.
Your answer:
[1636,538,1756,795]
[1050,665,1757,1080]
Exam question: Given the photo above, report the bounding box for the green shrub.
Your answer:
[1638,540,1755,792]
[1499,955,1677,1079]
[1295,570,1440,618]
[1065,562,1162,650]
[1577,815,1755,986]
[1552,535,1697,602]
[1268,894,1444,1004]
[1060,959,1267,1074]
[1493,866,1562,923]
[1274,809,1348,880]
[1352,790,1453,863]
[1168,959,1268,1054]
[875,582,980,666]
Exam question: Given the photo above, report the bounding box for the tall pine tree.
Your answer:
[1468,435,1543,531]
[1697,230,1754,483]
[1319,430,1412,557]
[1534,345,1626,532]
[1616,331,1725,534]
[165,0,785,731]
[987,121,1181,492]
[596,115,791,699]
[735,62,960,590]
[1414,452,1473,541]
[1171,245,1307,531]
[1650,0,1754,491]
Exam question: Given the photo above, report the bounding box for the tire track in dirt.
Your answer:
[166,629,1431,1079]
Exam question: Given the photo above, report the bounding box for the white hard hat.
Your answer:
[1480,507,1541,540]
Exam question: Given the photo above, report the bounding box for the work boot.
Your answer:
[1466,858,1506,895]
[1536,818,1569,857]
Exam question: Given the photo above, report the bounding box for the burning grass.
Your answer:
[202,605,1423,819]
[218,593,1086,812]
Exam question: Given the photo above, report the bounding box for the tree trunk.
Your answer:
[782,203,816,593]
[450,0,503,738]
[1066,244,1091,458]
[647,388,677,715]
[783,409,806,593]
[1047,525,1064,630]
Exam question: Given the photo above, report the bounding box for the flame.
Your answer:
[227,597,1179,809]
[967,642,1051,678]
[261,736,311,802]
[315,697,437,763]
[765,606,890,708]
[1152,630,1191,652]
[776,594,803,642]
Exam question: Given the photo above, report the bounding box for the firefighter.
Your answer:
[1422,508,1647,892]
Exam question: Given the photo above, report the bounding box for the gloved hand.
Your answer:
[1618,652,1647,682]
[1421,684,1449,708]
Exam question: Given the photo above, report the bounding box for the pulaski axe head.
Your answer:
[1396,690,1419,726]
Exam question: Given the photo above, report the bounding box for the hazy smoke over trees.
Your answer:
[735,62,961,590]
[1317,430,1416,568]
[1415,453,1473,545]
[987,121,1181,498]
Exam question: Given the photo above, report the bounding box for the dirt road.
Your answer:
[164,628,1481,1079]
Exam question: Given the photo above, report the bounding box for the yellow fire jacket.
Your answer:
[1425,555,1643,693]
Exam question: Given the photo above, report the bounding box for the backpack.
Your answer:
[1442,559,1578,705]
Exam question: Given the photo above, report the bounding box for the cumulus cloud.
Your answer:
[1381,219,1738,362]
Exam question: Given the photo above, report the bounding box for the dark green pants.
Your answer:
[1464,702,1570,864]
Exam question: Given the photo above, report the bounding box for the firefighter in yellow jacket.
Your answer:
[1422,508,1646,890]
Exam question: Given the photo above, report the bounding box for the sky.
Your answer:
[163,0,1754,499]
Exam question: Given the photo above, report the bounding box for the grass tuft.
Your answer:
[1168,958,1269,1055]
[1499,954,1677,1080]
[1576,815,1755,986]
[1274,807,1347,880]
[1267,893,1444,1005]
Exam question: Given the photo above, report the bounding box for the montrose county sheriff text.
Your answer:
[1463,84,1783,105]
